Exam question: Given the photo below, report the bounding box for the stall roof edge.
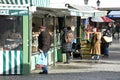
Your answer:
[33,7,82,17]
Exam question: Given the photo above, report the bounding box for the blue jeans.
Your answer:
[104,47,109,56]
[42,65,48,73]
[42,52,48,73]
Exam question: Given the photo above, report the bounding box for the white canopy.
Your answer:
[66,4,107,18]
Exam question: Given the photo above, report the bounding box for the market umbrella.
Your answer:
[91,16,114,22]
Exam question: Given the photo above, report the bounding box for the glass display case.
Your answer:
[0,16,23,50]
[4,38,22,50]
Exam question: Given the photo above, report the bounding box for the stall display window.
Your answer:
[0,16,23,50]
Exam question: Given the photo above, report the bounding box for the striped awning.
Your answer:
[0,4,28,15]
[0,0,31,15]
[0,0,50,7]
[0,0,30,5]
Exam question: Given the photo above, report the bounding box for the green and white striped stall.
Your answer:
[0,0,50,75]
[0,50,23,75]
[0,7,28,75]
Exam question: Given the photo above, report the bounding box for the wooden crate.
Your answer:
[81,40,91,59]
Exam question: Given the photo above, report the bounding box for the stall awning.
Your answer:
[91,16,114,22]
[33,7,83,17]
[66,4,107,18]
[108,11,120,18]
[0,0,29,10]
[0,0,50,7]
[0,4,28,15]
[0,0,50,15]
[67,4,97,12]
[0,0,31,15]
[0,0,30,5]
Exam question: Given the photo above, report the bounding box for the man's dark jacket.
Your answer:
[38,30,51,53]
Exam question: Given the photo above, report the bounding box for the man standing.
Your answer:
[38,26,51,74]
[63,26,74,63]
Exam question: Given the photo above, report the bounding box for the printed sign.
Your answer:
[0,10,28,15]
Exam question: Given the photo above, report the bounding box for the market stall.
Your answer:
[0,5,29,75]
[0,0,51,75]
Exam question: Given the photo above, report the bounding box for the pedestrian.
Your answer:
[101,29,112,57]
[62,26,74,64]
[37,26,51,74]
[107,23,114,45]
[113,23,120,39]
[90,28,101,60]
[107,23,113,34]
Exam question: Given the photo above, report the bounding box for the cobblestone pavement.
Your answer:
[0,39,120,80]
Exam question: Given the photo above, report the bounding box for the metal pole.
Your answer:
[64,15,66,28]
[53,16,56,66]
[77,16,81,42]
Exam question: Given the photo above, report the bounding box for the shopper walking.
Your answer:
[37,26,51,74]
